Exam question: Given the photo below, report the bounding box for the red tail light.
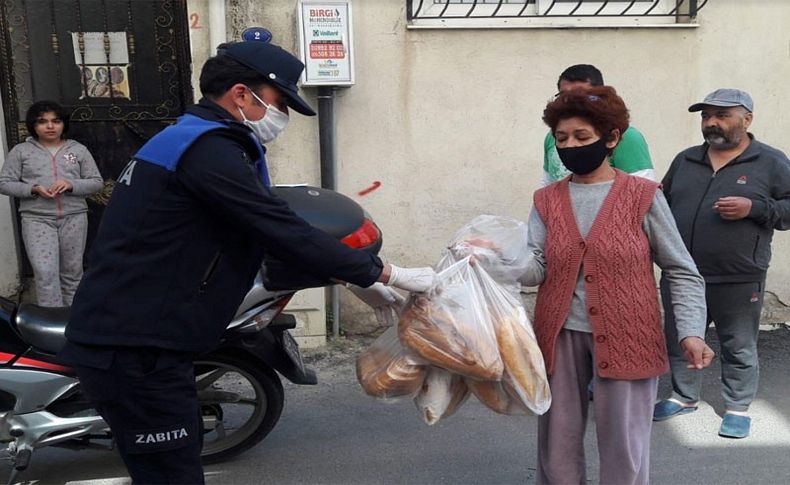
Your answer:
[341,218,381,249]
[250,295,294,329]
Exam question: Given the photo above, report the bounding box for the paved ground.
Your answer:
[3,326,790,485]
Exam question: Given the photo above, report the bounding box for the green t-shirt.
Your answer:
[543,126,654,182]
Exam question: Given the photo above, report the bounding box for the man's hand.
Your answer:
[49,179,73,195]
[348,283,406,327]
[32,184,55,198]
[380,264,437,293]
[713,196,752,220]
[680,336,715,370]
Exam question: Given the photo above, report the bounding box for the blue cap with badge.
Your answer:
[220,33,316,116]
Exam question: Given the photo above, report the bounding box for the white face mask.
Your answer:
[238,87,289,144]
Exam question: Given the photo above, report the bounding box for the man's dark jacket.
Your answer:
[65,100,382,353]
[662,135,790,283]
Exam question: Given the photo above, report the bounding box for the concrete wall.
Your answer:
[215,0,790,332]
[0,93,21,297]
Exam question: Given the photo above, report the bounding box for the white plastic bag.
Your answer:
[399,257,504,381]
[414,366,471,425]
[466,378,530,416]
[365,214,550,419]
[480,268,551,415]
[441,215,531,297]
[356,325,427,399]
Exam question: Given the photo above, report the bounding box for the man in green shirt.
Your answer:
[541,64,655,186]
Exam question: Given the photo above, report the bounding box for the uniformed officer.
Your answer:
[59,40,434,484]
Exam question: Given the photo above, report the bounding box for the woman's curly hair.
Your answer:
[542,85,630,141]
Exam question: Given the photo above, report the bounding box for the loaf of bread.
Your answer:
[399,295,503,381]
[466,378,530,416]
[414,366,471,425]
[356,328,427,399]
[493,307,551,414]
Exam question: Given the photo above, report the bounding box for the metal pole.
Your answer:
[689,0,698,18]
[317,86,341,338]
[318,86,337,189]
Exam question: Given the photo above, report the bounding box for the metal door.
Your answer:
[0,0,193,280]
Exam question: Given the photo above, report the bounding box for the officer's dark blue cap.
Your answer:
[220,41,316,116]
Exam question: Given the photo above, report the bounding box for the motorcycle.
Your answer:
[0,185,382,483]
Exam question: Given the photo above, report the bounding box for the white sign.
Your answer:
[297,1,355,86]
[71,32,129,65]
[71,32,132,99]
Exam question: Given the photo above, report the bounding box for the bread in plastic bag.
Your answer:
[491,304,551,415]
[466,378,530,415]
[356,325,427,399]
[399,258,504,381]
[477,264,552,415]
[414,366,471,425]
[360,214,550,420]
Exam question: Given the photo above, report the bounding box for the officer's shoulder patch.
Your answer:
[118,160,138,186]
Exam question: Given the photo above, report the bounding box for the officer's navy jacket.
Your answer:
[65,99,383,353]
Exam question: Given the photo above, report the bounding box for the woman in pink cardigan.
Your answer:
[519,86,714,484]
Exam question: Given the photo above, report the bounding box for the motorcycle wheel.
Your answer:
[194,352,284,464]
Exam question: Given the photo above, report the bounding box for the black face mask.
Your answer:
[556,137,610,175]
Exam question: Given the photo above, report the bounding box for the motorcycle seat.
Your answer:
[15,304,69,354]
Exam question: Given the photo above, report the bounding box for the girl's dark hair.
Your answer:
[542,85,630,140]
[199,54,269,97]
[25,100,70,139]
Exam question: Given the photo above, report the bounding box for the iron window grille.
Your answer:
[407,0,709,28]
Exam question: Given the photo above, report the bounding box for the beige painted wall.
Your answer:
[220,1,790,325]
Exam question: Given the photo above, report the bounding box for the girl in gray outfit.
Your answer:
[0,101,103,306]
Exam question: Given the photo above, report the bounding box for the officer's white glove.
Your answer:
[348,283,406,327]
[385,264,438,293]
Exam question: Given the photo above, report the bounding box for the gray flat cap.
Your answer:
[689,88,753,112]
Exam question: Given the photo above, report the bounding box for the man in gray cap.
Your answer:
[653,89,790,438]
[61,39,435,483]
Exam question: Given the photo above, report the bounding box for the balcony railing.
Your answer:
[407,0,710,28]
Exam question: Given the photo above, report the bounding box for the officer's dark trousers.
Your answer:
[662,279,764,412]
[73,347,205,484]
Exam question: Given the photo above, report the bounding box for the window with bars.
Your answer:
[408,0,709,28]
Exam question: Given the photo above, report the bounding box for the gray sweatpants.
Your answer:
[537,329,658,485]
[21,213,88,307]
[662,278,763,412]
